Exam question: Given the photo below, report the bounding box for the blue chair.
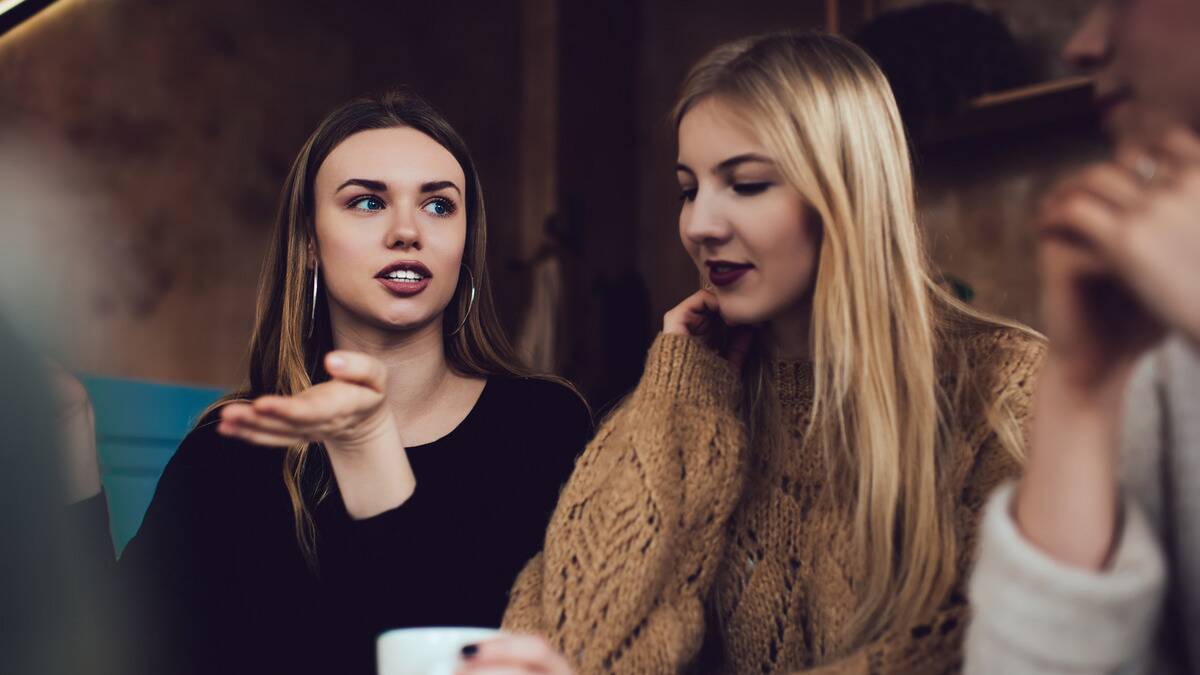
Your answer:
[80,376,224,556]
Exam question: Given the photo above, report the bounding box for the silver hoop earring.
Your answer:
[307,266,319,339]
[449,264,477,336]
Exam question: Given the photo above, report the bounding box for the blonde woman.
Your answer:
[461,32,1044,674]
[67,89,590,675]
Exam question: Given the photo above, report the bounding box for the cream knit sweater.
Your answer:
[967,336,1200,674]
[504,325,1045,674]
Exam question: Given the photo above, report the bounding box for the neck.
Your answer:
[766,300,812,361]
[329,311,456,423]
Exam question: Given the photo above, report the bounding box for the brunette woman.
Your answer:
[68,88,590,675]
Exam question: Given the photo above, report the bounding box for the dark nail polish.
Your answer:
[461,643,479,658]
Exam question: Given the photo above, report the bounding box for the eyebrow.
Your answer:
[675,153,775,176]
[334,178,463,196]
[335,178,387,194]
[420,180,462,195]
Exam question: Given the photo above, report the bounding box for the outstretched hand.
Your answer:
[218,351,415,519]
[218,351,392,452]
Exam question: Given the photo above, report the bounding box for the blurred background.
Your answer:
[0,0,1102,409]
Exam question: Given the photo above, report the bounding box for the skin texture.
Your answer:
[1016,0,1200,570]
[1065,0,1200,141]
[668,97,820,361]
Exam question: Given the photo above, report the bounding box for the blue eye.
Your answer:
[348,195,386,212]
[422,198,456,217]
[679,187,698,203]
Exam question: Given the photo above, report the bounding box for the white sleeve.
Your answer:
[965,483,1167,675]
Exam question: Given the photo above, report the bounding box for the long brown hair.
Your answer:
[209,88,570,568]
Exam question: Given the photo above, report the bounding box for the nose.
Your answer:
[385,207,422,251]
[681,188,733,248]
[1063,4,1115,72]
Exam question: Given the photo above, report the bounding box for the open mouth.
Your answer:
[375,261,432,297]
[706,260,754,288]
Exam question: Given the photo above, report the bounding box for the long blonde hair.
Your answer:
[206,88,579,569]
[674,32,1036,646]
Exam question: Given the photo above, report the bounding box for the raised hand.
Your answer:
[662,289,755,370]
[218,351,415,518]
[1039,125,1200,358]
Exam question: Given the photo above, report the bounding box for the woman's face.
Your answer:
[676,97,822,326]
[312,127,467,337]
[1065,0,1200,138]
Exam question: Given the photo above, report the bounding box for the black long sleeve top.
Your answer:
[78,376,589,675]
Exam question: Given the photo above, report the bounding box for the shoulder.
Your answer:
[940,320,1046,400]
[483,375,593,437]
[488,376,590,417]
[482,376,593,483]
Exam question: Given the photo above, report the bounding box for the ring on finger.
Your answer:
[1133,155,1160,185]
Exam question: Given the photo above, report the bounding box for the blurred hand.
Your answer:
[662,289,754,370]
[1011,131,1200,570]
[218,351,415,518]
[457,635,574,675]
[1036,167,1167,397]
[1039,125,1200,369]
[45,360,102,503]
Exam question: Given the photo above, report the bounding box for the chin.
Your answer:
[371,306,443,332]
[714,295,771,326]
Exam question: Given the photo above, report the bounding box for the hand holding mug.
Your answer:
[456,634,574,675]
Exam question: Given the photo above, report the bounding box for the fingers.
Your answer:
[254,380,381,426]
[1039,169,1129,254]
[1149,125,1200,167]
[325,350,388,393]
[215,352,388,448]
[459,635,572,675]
[663,289,721,336]
[217,403,310,447]
[1074,163,1145,212]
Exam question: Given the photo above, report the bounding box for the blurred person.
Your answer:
[464,32,1045,674]
[0,127,135,675]
[63,88,591,675]
[966,1,1200,673]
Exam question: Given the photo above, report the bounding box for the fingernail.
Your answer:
[327,354,345,369]
[460,644,478,659]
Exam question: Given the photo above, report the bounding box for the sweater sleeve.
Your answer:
[502,333,748,673]
[964,485,1166,675]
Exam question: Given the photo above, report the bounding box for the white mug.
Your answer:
[377,626,500,675]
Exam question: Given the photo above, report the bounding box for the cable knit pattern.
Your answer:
[505,327,1045,674]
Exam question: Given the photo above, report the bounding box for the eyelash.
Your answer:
[423,196,457,217]
[347,194,386,211]
[732,182,772,196]
[678,182,772,203]
[344,194,458,217]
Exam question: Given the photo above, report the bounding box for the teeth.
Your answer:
[385,270,424,282]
